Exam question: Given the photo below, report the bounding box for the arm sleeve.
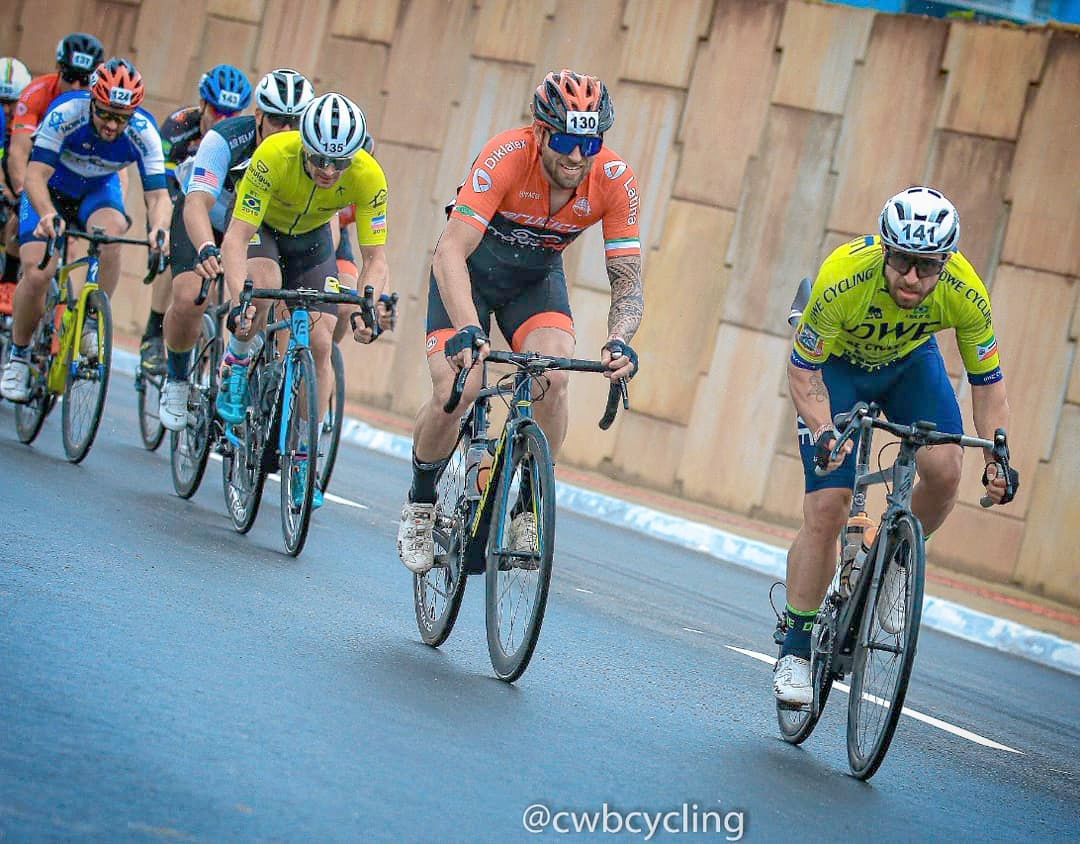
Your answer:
[350,160,388,247]
[184,129,232,200]
[952,271,1002,384]
[231,146,274,229]
[599,162,642,260]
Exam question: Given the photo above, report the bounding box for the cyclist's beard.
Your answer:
[541,152,588,190]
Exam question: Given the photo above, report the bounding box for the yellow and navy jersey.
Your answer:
[232,130,387,241]
[791,235,1002,385]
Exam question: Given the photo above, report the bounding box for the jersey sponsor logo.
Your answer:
[129,113,148,132]
[481,139,526,170]
[489,226,566,250]
[15,101,27,116]
[472,168,491,193]
[867,305,883,319]
[248,232,261,245]
[796,324,824,357]
[849,321,940,343]
[161,139,173,155]
[241,193,262,214]
[255,159,269,174]
[572,197,590,217]
[370,188,387,208]
[976,336,998,361]
[499,210,582,233]
[623,175,638,226]
[821,269,875,302]
[371,213,385,233]
[426,335,438,353]
[47,110,65,130]
[249,168,272,190]
[519,190,541,200]
[963,286,991,326]
[604,160,626,180]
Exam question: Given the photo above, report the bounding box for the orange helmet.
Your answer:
[89,58,144,110]
[533,69,613,135]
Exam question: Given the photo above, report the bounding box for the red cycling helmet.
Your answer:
[532,69,614,134]
[89,58,145,110]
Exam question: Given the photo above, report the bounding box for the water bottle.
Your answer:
[840,511,875,598]
[464,441,488,501]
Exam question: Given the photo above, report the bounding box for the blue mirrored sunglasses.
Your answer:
[547,131,603,157]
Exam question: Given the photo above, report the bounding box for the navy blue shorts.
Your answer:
[798,336,963,493]
[18,176,126,244]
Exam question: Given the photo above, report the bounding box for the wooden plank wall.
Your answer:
[9,1,1079,606]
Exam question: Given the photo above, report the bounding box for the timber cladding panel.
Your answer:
[11,2,1080,604]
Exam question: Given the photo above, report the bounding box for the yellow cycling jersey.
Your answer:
[792,236,1002,384]
[232,130,387,241]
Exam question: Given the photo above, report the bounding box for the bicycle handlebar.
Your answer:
[443,349,629,429]
[239,279,367,308]
[36,222,167,273]
[818,401,1015,507]
[194,272,223,307]
[347,287,399,340]
[142,228,168,285]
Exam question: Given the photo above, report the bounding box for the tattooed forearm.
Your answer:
[809,372,828,402]
[606,255,643,340]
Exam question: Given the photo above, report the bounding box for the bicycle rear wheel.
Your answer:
[318,342,345,494]
[14,309,57,445]
[484,420,555,682]
[136,369,165,451]
[777,609,836,744]
[62,290,112,463]
[279,348,319,556]
[414,431,470,646]
[846,513,925,780]
[171,337,215,499]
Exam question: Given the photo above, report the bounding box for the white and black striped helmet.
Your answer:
[299,93,367,158]
[879,186,960,254]
[254,68,313,117]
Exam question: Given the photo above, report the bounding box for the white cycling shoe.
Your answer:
[876,561,906,635]
[158,379,190,432]
[773,654,812,707]
[397,500,436,574]
[0,357,30,403]
[508,511,539,568]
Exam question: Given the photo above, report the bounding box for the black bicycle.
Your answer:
[133,231,172,451]
[414,350,626,682]
[169,273,231,499]
[773,400,1015,779]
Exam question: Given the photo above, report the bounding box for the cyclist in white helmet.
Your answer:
[216,92,392,508]
[158,69,313,432]
[773,186,1018,706]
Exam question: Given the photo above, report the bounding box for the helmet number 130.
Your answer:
[566,110,599,135]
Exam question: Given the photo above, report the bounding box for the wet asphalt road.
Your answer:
[1,380,1077,842]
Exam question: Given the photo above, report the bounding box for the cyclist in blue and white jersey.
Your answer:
[0,58,170,403]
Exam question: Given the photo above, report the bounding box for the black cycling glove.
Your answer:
[813,427,838,471]
[445,325,488,358]
[602,338,639,378]
[982,462,1020,504]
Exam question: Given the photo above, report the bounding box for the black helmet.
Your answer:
[56,33,105,80]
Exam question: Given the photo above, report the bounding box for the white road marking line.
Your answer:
[208,453,367,509]
[724,645,1023,754]
[683,626,705,634]
[576,588,594,594]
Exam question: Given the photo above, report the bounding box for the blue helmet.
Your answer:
[198,64,252,114]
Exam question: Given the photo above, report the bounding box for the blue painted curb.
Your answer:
[115,348,1079,677]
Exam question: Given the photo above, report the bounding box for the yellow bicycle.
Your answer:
[14,226,163,462]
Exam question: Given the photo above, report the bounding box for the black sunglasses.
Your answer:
[305,151,352,171]
[92,102,132,126]
[884,248,946,279]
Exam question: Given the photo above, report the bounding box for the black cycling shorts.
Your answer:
[168,193,224,275]
[246,222,339,315]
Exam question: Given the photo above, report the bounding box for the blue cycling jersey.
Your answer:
[29,90,167,197]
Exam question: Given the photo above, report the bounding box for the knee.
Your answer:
[537,369,569,406]
[920,448,963,496]
[802,489,851,539]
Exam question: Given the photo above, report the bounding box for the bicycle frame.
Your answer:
[45,250,101,394]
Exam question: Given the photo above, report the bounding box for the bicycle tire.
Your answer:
[846,512,925,780]
[414,431,470,646]
[136,370,166,451]
[318,343,346,494]
[279,348,319,556]
[170,332,216,499]
[484,420,555,682]
[222,359,272,534]
[14,307,57,445]
[62,290,112,463]
[777,610,836,744]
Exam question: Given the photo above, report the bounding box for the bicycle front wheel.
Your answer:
[317,343,346,494]
[136,369,166,451]
[414,431,470,647]
[846,512,925,780]
[279,348,319,556]
[484,420,555,682]
[777,610,836,744]
[222,361,272,534]
[62,290,112,463]
[171,337,215,499]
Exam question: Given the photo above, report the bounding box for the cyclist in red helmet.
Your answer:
[396,69,643,574]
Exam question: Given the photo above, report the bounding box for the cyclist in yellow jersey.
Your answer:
[219,92,391,506]
[774,186,1019,706]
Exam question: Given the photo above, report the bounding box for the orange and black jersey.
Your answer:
[448,126,640,276]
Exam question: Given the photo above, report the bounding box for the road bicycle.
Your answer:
[414,349,627,682]
[222,281,379,556]
[773,400,1015,779]
[169,272,232,499]
[13,224,162,462]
